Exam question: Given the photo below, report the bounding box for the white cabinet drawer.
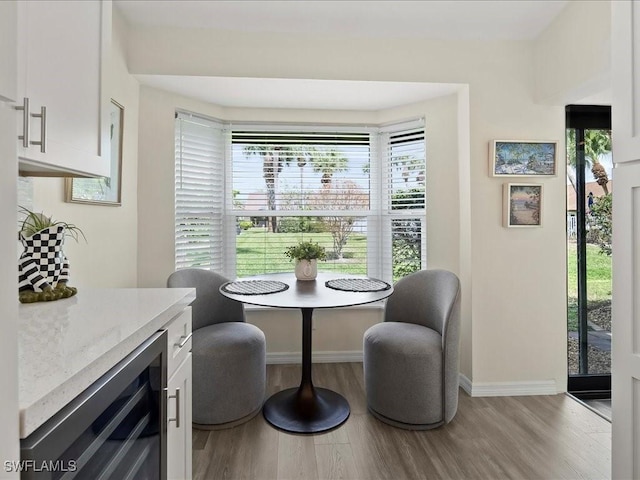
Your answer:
[165,307,192,378]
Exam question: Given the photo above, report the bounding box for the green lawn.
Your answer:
[567,242,612,330]
[567,242,612,300]
[235,227,367,277]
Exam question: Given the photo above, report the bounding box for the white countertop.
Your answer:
[18,287,196,438]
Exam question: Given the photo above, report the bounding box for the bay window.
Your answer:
[175,113,426,283]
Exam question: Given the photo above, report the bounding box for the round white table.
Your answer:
[220,272,393,434]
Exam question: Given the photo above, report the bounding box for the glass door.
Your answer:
[566,105,612,396]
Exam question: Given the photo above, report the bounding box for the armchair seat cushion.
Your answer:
[192,322,266,426]
[364,322,442,426]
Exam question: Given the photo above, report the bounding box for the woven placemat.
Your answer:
[221,280,289,295]
[325,278,391,292]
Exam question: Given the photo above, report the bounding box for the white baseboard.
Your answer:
[459,373,473,395]
[459,373,558,397]
[267,355,558,397]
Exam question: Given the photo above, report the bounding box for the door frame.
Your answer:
[565,104,611,396]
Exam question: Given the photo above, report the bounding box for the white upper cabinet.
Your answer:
[16,0,111,177]
[0,2,17,103]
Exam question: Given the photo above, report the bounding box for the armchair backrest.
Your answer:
[384,269,460,337]
[167,268,245,331]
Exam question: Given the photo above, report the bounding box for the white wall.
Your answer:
[535,0,611,105]
[32,8,140,288]
[464,55,567,389]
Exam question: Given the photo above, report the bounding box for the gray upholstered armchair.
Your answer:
[363,269,461,430]
[167,269,266,429]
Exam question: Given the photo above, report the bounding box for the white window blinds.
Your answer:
[230,129,372,213]
[174,115,426,283]
[385,127,426,211]
[229,128,374,277]
[381,123,426,281]
[174,113,225,271]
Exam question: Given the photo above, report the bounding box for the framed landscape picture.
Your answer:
[503,183,543,228]
[65,99,123,206]
[490,140,557,177]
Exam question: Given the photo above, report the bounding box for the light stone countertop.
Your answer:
[18,287,196,438]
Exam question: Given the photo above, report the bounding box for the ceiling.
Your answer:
[116,0,570,111]
[134,76,462,111]
[115,1,568,41]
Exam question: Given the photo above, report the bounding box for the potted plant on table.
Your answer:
[18,207,86,303]
[284,240,327,281]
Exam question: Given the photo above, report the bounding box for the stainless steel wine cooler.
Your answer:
[21,330,168,480]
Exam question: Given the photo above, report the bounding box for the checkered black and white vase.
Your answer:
[18,225,71,294]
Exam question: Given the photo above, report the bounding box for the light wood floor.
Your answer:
[193,363,611,480]
[581,398,612,422]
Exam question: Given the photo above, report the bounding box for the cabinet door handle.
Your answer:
[174,332,192,349]
[14,98,30,148]
[30,106,46,153]
[166,387,181,428]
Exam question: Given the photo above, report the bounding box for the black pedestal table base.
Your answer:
[263,306,350,434]
[263,386,350,433]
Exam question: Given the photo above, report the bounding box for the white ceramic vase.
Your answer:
[295,259,317,281]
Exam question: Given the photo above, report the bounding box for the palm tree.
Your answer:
[310,148,348,187]
[243,144,348,231]
[243,144,312,232]
[566,129,611,195]
[584,130,611,194]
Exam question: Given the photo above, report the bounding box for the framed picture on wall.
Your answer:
[490,140,557,177]
[503,183,543,228]
[65,99,123,206]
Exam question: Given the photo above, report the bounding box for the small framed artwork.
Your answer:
[503,183,543,228]
[490,140,557,177]
[65,99,123,205]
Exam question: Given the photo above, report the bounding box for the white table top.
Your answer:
[18,287,195,438]
[220,272,393,309]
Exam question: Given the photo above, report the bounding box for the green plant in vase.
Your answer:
[284,241,326,281]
